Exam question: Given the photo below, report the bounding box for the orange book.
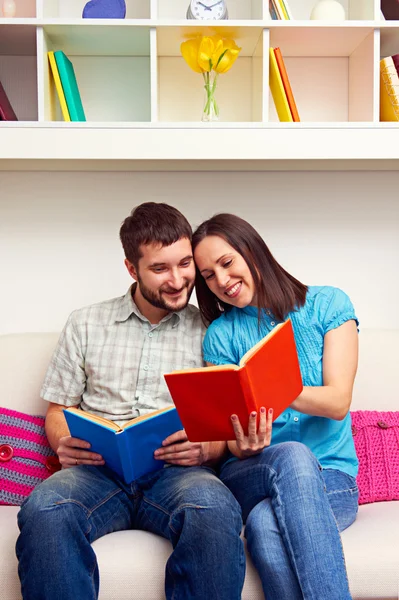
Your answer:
[274,48,300,122]
[164,319,303,442]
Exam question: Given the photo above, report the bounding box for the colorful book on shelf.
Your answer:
[54,50,86,122]
[269,48,293,122]
[0,80,18,121]
[380,56,399,122]
[381,0,399,20]
[64,405,183,484]
[270,0,287,19]
[48,51,71,122]
[164,319,303,442]
[274,47,300,122]
[269,0,279,19]
[280,0,293,19]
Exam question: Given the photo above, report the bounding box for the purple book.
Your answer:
[381,0,399,20]
[392,54,399,76]
[0,80,18,121]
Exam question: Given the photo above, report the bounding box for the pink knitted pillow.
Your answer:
[0,407,61,506]
[351,410,399,505]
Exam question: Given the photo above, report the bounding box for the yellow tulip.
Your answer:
[198,36,224,72]
[214,39,241,74]
[180,38,204,73]
[181,35,241,75]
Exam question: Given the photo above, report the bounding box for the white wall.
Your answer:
[0,170,398,334]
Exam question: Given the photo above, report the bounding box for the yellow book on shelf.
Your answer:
[269,48,293,122]
[278,0,289,19]
[380,56,399,122]
[48,51,71,122]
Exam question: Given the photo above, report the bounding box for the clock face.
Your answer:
[189,0,226,20]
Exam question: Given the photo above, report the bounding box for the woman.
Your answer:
[192,213,359,600]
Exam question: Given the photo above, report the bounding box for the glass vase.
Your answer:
[202,72,219,122]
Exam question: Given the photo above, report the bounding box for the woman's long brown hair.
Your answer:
[192,213,308,326]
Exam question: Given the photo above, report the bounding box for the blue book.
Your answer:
[64,406,183,483]
[54,51,86,122]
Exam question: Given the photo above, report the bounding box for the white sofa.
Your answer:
[0,331,398,600]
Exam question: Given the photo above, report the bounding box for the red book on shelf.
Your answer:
[392,54,399,76]
[274,48,300,122]
[164,319,303,442]
[0,80,18,121]
[381,0,399,19]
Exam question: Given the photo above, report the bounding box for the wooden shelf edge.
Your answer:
[1,127,399,165]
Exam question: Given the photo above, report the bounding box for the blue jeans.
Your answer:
[16,464,245,600]
[220,441,358,600]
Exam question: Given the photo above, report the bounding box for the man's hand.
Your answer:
[57,435,105,469]
[154,430,207,466]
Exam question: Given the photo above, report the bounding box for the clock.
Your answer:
[187,0,228,20]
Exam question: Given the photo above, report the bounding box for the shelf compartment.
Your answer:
[39,25,151,122]
[0,25,38,121]
[156,25,264,122]
[380,26,399,58]
[1,0,36,17]
[156,0,264,20]
[280,0,376,20]
[40,0,150,19]
[269,27,375,122]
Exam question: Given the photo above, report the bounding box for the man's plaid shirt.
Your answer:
[41,286,206,425]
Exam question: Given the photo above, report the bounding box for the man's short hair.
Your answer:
[120,202,192,266]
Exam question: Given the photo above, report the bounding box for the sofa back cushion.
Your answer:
[0,333,59,415]
[0,329,397,414]
[351,329,398,411]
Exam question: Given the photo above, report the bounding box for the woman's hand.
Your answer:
[229,407,273,459]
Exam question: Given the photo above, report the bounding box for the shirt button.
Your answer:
[148,332,153,338]
[271,321,276,326]
[45,455,62,473]
[293,417,299,422]
[0,444,13,462]
[143,365,149,371]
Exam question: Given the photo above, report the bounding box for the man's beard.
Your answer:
[137,275,194,312]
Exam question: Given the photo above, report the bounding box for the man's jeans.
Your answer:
[16,464,245,600]
[220,441,358,600]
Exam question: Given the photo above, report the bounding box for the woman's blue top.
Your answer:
[203,286,359,477]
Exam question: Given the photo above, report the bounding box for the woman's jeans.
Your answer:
[16,464,245,600]
[220,441,358,600]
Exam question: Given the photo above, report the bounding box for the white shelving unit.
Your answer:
[1,0,399,167]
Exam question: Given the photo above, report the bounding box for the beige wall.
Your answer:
[0,169,397,333]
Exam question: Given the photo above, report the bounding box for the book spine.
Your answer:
[116,432,134,484]
[238,368,257,414]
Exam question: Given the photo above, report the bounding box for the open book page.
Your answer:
[167,363,238,375]
[66,407,123,432]
[239,321,286,367]
[123,405,176,429]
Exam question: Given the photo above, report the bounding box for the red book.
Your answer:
[392,54,399,76]
[274,48,300,122]
[0,80,18,121]
[164,319,303,442]
[381,0,399,19]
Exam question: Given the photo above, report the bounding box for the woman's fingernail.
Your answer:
[269,408,273,415]
[260,407,266,414]
[231,415,237,421]
[251,411,257,417]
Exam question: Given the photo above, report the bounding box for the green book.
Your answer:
[54,51,86,122]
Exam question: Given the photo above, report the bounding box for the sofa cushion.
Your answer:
[351,410,399,505]
[0,408,61,506]
[2,502,398,600]
[342,501,399,599]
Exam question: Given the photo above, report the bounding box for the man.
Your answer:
[16,203,245,600]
